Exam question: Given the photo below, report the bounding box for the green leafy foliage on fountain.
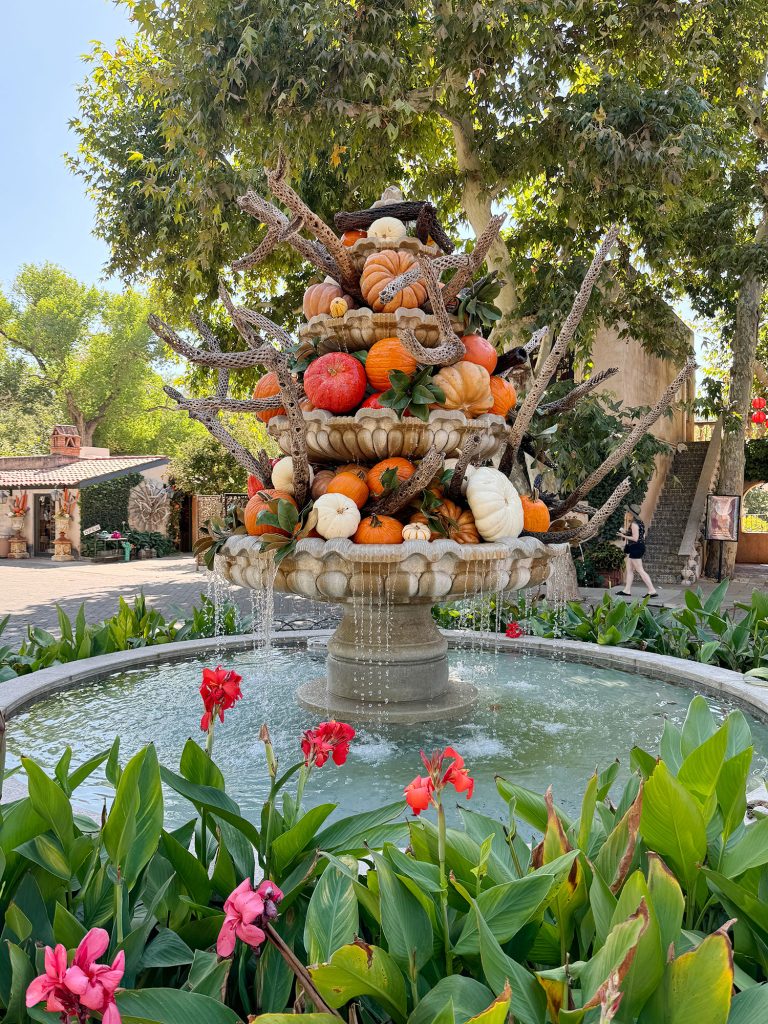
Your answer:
[3,685,768,1022]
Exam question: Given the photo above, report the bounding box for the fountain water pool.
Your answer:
[6,640,768,826]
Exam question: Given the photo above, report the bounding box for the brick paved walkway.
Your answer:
[0,555,338,645]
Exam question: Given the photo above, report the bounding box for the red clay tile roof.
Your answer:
[0,456,168,488]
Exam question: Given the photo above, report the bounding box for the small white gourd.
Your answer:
[270,457,313,496]
[313,492,361,539]
[465,467,524,541]
[402,522,431,542]
[367,216,407,243]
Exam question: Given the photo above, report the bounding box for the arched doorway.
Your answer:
[736,482,768,565]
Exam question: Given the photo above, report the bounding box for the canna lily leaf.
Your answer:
[309,940,407,1023]
[637,928,734,1024]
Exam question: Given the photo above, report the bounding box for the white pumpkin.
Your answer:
[402,522,431,542]
[465,467,524,541]
[313,492,361,539]
[367,216,407,244]
[270,457,314,496]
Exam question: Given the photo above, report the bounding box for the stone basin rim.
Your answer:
[2,630,766,725]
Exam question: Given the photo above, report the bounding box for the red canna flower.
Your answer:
[440,746,475,799]
[404,775,434,815]
[200,666,243,732]
[505,621,523,638]
[301,720,356,767]
[405,745,474,814]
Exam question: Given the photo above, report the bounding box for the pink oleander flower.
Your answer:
[110,531,122,539]
[301,720,355,767]
[505,621,523,638]
[405,746,474,815]
[217,878,284,958]
[26,928,124,1024]
[200,665,243,732]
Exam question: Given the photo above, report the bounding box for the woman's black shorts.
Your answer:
[624,542,646,559]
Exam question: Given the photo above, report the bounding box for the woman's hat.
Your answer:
[627,503,641,515]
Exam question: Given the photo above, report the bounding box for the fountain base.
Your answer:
[297,677,477,724]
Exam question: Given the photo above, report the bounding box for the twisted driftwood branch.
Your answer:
[440,214,507,305]
[369,448,444,516]
[447,431,484,502]
[537,367,619,417]
[505,226,619,465]
[397,255,465,366]
[149,314,270,369]
[550,356,695,519]
[267,154,357,291]
[219,283,311,507]
[335,200,455,253]
[525,477,631,544]
[234,192,339,279]
[167,395,284,414]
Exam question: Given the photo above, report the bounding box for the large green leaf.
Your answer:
[140,928,195,969]
[609,877,664,1016]
[160,830,212,903]
[248,1017,342,1023]
[103,745,163,889]
[727,985,768,1023]
[407,977,497,1024]
[270,804,335,875]
[384,843,442,892]
[640,761,706,893]
[179,737,225,789]
[310,941,407,1023]
[371,852,434,971]
[638,931,734,1024]
[720,815,768,877]
[304,864,359,965]
[4,942,34,1024]
[315,800,405,852]
[716,749,752,843]
[646,853,685,953]
[495,777,571,832]
[701,868,768,943]
[159,767,260,847]
[186,950,231,999]
[681,696,718,758]
[116,988,241,1023]
[453,870,556,954]
[21,757,74,852]
[678,723,729,803]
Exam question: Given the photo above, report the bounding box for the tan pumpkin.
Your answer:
[311,470,336,499]
[410,499,480,544]
[303,278,355,319]
[329,297,349,318]
[520,489,551,533]
[360,250,428,312]
[402,521,431,542]
[432,362,493,418]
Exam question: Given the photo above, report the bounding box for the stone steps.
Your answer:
[642,442,710,584]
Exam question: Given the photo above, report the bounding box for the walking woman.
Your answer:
[617,507,658,598]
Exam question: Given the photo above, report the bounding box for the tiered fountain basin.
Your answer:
[300,306,458,353]
[267,407,511,462]
[217,535,560,722]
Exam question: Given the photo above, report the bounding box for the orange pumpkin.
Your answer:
[311,470,336,499]
[303,279,356,319]
[360,250,428,312]
[489,375,517,417]
[326,473,370,509]
[353,514,404,545]
[410,499,480,544]
[365,337,417,391]
[244,489,297,536]
[366,457,415,497]
[461,334,498,374]
[335,463,368,481]
[520,490,551,533]
[341,229,367,246]
[432,362,493,418]
[253,372,285,424]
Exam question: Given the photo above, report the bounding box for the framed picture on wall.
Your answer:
[705,493,741,542]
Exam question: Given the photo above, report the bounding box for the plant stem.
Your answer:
[265,923,343,1019]
[295,764,309,819]
[437,801,453,975]
[114,877,124,945]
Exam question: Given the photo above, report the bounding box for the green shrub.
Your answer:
[79,472,142,537]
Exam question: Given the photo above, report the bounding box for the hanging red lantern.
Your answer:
[752,409,767,425]
[751,396,767,410]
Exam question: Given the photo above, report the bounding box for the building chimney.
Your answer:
[50,425,81,459]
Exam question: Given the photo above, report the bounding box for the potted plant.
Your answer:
[8,493,28,532]
[589,540,627,587]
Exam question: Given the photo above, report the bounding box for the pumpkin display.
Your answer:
[244,489,297,536]
[365,337,417,391]
[520,489,551,533]
[247,473,265,498]
[311,469,336,499]
[270,456,314,496]
[410,499,480,544]
[313,493,361,539]
[367,216,407,243]
[303,352,367,413]
[335,463,368,481]
[253,372,285,424]
[489,375,517,417]
[465,468,524,541]
[353,514,404,545]
[402,521,431,542]
[366,457,415,497]
[302,278,355,319]
[326,472,370,509]
[432,362,493,418]
[360,250,428,312]
[329,297,349,318]
[461,334,498,374]
[341,229,367,246]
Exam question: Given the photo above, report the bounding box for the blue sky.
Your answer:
[1,0,132,290]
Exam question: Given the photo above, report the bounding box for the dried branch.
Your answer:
[524,478,631,545]
[149,314,270,369]
[234,191,339,279]
[537,367,619,416]
[440,214,506,305]
[265,924,343,1020]
[397,255,465,366]
[505,227,619,464]
[267,154,357,290]
[370,448,444,516]
[335,200,455,253]
[550,356,695,519]
[447,431,483,502]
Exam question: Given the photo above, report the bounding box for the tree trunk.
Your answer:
[705,211,767,578]
[64,396,98,446]
[451,118,521,341]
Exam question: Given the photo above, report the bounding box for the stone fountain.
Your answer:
[151,162,694,723]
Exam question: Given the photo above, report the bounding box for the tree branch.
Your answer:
[369,448,444,516]
[447,431,483,502]
[537,367,619,416]
[397,255,465,366]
